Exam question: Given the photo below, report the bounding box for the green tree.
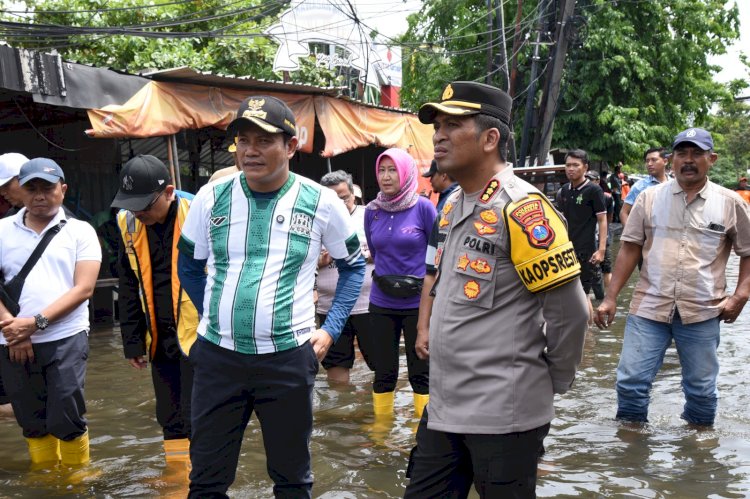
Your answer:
[708,99,750,188]
[399,0,745,165]
[0,0,342,87]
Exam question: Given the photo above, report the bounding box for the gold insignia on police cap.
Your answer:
[243,98,267,120]
[442,84,454,101]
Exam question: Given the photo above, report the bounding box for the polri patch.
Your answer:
[509,199,555,249]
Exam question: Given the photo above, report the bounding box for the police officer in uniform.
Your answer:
[407,82,590,498]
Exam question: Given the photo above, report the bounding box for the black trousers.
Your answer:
[0,331,88,440]
[404,409,550,499]
[368,305,428,394]
[188,338,319,499]
[318,313,375,370]
[151,352,193,440]
[0,369,9,405]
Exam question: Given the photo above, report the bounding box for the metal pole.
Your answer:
[171,135,182,190]
[537,0,576,165]
[518,0,546,168]
[485,0,494,84]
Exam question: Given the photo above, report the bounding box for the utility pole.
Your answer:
[535,0,576,166]
[518,0,548,167]
[494,0,517,166]
[485,0,494,84]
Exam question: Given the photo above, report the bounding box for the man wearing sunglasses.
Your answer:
[111,155,199,476]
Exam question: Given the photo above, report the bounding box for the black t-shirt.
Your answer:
[555,179,606,254]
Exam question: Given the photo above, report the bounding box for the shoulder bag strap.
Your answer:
[11,220,67,283]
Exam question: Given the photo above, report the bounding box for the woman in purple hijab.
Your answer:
[364,148,437,424]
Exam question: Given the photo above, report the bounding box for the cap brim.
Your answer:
[111,190,158,211]
[0,176,13,187]
[18,173,63,186]
[672,139,711,151]
[228,116,283,135]
[421,171,435,178]
[418,102,479,124]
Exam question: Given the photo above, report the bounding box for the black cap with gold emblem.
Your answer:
[227,95,297,137]
[418,81,512,126]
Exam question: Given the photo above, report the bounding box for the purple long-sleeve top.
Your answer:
[364,195,437,309]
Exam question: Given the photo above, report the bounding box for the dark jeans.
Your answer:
[0,369,9,405]
[151,352,193,440]
[188,337,319,499]
[404,409,550,499]
[576,249,598,294]
[368,304,428,394]
[318,313,375,370]
[0,331,88,440]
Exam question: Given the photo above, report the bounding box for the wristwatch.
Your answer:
[34,314,49,330]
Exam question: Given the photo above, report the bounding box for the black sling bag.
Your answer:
[0,220,66,316]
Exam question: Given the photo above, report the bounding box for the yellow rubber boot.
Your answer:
[160,438,191,495]
[60,431,90,466]
[26,434,61,466]
[372,391,394,415]
[369,391,395,445]
[164,438,191,463]
[413,393,429,419]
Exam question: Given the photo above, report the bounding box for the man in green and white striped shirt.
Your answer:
[178,95,365,498]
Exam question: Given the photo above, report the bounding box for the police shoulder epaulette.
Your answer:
[503,192,581,293]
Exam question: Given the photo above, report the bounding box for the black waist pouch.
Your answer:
[373,273,424,298]
[0,277,22,316]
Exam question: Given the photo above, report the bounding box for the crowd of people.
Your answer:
[0,81,749,499]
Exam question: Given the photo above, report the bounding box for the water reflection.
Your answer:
[1,253,749,497]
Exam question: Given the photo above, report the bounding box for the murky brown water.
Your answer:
[1,249,749,498]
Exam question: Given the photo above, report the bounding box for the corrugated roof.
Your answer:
[141,66,416,115]
[142,66,342,96]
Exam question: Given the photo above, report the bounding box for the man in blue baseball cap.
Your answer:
[0,157,101,468]
[597,127,750,427]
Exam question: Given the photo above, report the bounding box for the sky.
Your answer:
[710,1,750,87]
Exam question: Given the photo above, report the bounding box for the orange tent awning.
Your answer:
[86,81,317,153]
[86,81,435,168]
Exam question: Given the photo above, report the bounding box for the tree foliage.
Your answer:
[0,0,340,86]
[400,0,746,165]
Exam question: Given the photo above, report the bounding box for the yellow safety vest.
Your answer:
[116,195,199,358]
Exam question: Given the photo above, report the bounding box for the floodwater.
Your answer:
[1,251,749,498]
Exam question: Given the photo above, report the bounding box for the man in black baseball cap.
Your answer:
[112,154,198,475]
[421,159,458,213]
[178,92,367,497]
[406,81,589,498]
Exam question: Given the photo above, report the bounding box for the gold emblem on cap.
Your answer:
[442,84,454,101]
[243,99,267,120]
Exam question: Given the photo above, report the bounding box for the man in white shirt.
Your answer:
[0,158,101,468]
